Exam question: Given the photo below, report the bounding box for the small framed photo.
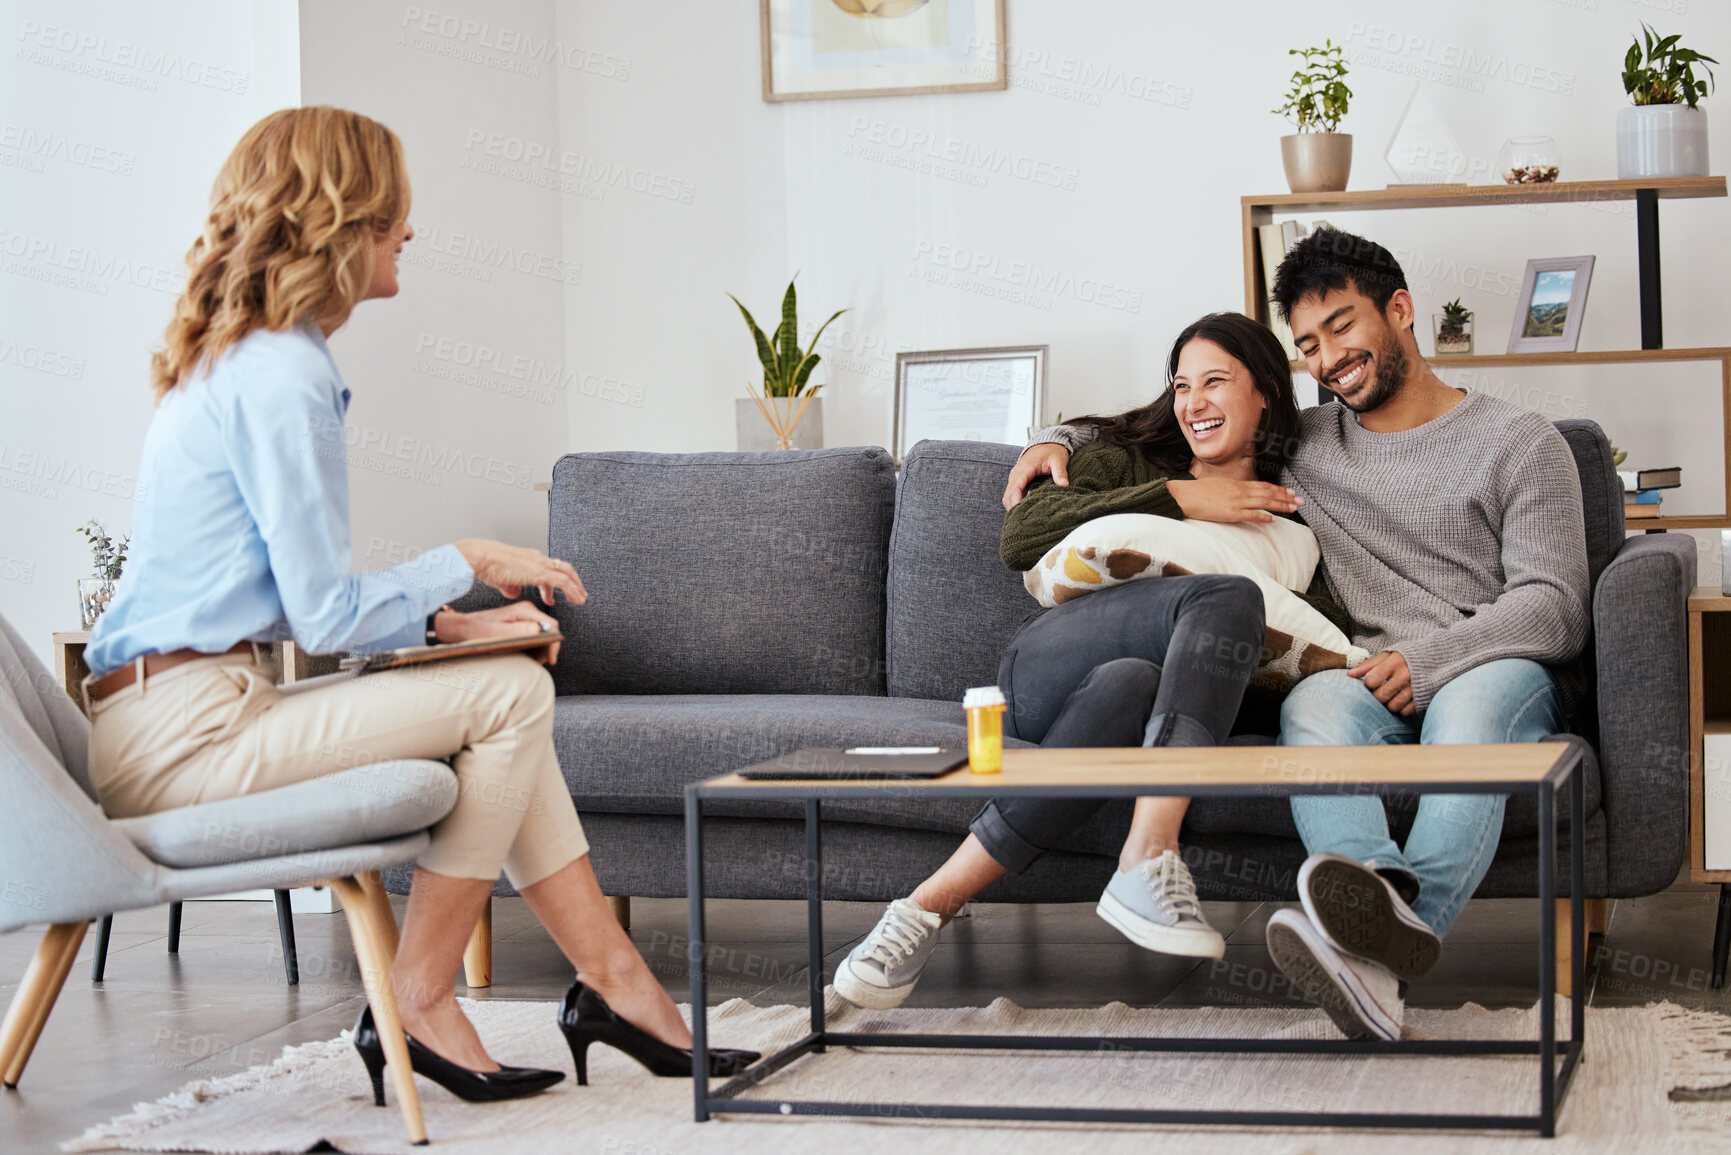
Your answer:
[1508,256,1595,354]
[894,345,1046,462]
[760,0,1007,103]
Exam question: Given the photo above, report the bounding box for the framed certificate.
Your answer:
[893,345,1046,462]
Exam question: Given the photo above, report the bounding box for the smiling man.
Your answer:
[1006,227,1590,1042]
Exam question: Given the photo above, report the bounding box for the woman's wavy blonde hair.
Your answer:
[150,106,409,399]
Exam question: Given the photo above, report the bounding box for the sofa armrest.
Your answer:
[1592,532,1698,895]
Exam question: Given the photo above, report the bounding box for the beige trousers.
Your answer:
[87,651,587,887]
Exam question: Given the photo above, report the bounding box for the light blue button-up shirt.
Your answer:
[86,325,474,677]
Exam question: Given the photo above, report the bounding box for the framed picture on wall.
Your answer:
[894,345,1046,462]
[1508,256,1595,354]
[760,0,1008,102]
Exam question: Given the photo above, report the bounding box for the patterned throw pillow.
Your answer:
[1023,513,1370,690]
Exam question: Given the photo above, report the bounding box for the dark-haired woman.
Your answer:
[835,313,1348,1010]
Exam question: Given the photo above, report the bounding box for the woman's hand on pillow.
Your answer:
[435,601,565,666]
[1166,479,1303,524]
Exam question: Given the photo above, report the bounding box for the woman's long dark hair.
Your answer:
[1066,312,1301,480]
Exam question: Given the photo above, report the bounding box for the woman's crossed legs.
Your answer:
[835,575,1267,1008]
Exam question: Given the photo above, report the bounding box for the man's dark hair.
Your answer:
[1270,227,1407,324]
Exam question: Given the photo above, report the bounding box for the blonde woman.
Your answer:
[83,108,756,1104]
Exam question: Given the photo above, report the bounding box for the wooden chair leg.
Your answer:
[355,871,400,957]
[608,896,631,932]
[463,896,492,988]
[0,921,88,1088]
[331,876,426,1146]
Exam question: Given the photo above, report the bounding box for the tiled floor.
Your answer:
[3,877,1728,1153]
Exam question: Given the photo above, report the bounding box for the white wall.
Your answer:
[298,0,569,577]
[10,1,1731,664]
[0,0,300,662]
[564,0,1731,581]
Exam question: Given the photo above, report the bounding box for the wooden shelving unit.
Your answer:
[1242,176,1730,529]
[1241,175,1727,350]
[1243,174,1722,216]
[1690,587,1731,887]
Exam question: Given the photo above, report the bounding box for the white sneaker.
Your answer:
[1266,908,1404,1041]
[1298,852,1441,981]
[1096,850,1225,959]
[833,898,943,1010]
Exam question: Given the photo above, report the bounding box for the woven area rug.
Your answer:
[66,992,1731,1154]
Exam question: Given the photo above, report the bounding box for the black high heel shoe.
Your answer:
[352,1005,564,1105]
[557,980,760,1085]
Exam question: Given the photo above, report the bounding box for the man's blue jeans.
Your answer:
[1280,659,1564,938]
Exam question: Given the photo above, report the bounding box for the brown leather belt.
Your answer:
[86,642,255,703]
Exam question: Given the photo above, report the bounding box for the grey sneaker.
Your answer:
[1298,852,1441,981]
[1096,850,1225,959]
[833,898,943,1010]
[1266,908,1404,1041]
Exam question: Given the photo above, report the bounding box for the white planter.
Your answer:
[735,396,822,451]
[1617,104,1710,179]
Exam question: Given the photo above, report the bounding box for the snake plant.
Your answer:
[728,278,846,399]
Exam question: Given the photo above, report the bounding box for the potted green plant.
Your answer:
[1618,23,1716,179]
[729,278,846,451]
[1272,39,1353,193]
[75,519,127,629]
[1433,298,1474,356]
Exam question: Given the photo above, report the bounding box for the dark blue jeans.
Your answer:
[969,575,1267,873]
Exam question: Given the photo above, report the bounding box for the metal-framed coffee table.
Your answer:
[685,742,1586,1136]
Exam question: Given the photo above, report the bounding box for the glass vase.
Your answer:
[1498,136,1560,184]
[77,576,115,629]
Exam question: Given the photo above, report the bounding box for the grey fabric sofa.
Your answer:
[433,422,1695,909]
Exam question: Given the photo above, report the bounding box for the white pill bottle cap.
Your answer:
[963,685,1006,709]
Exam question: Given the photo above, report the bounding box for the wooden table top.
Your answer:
[696,743,1579,798]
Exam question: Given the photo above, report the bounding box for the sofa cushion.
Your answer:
[552,693,1032,832]
[886,440,1033,701]
[1023,512,1367,689]
[545,448,896,696]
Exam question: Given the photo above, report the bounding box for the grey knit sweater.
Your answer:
[1036,390,1591,712]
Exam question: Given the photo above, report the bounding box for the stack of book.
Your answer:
[1620,465,1681,521]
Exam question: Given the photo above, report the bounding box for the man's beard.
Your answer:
[1332,330,1406,413]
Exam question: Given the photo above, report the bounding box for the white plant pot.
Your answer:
[1617,104,1710,179]
[1280,133,1352,193]
[735,396,822,451]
